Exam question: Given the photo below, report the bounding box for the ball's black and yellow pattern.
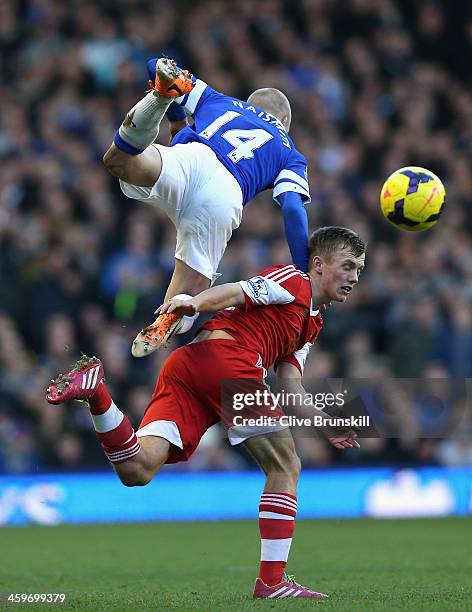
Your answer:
[380,166,446,232]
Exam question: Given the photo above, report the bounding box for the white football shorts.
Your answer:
[119,142,243,282]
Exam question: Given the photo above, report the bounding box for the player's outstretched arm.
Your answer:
[278,192,309,272]
[276,362,360,450]
[155,282,245,317]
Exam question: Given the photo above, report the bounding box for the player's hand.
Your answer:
[328,434,360,450]
[154,298,198,317]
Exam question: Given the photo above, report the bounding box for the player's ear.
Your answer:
[312,255,323,274]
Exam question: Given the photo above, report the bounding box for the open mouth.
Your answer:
[340,286,352,294]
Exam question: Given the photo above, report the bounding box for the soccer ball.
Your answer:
[380,166,446,232]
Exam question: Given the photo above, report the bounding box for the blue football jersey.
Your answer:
[171,79,310,207]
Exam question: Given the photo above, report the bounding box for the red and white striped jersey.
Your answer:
[202,265,323,373]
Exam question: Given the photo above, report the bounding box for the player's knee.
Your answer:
[268,451,301,482]
[119,469,152,488]
[291,454,302,480]
[282,453,301,481]
[102,147,126,178]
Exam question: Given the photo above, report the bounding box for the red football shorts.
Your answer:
[138,339,285,463]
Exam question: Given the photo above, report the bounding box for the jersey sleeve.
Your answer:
[239,265,306,309]
[273,149,310,204]
[279,191,309,272]
[275,341,313,375]
[173,78,223,116]
[165,102,187,122]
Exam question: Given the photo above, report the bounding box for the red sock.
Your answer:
[88,383,140,464]
[258,492,297,586]
[89,381,112,414]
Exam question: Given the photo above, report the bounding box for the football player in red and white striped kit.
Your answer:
[47,226,366,599]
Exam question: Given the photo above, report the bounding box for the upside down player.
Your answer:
[46,227,366,599]
[103,57,311,357]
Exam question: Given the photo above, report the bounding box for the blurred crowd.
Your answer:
[1,0,472,474]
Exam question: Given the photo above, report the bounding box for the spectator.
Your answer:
[1,0,470,472]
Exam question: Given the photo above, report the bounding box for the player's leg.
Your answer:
[130,259,211,356]
[131,258,211,357]
[132,147,243,357]
[46,355,170,487]
[244,430,327,599]
[103,142,162,187]
[103,58,193,186]
[244,428,301,494]
[164,259,210,302]
[244,430,300,586]
[111,435,170,487]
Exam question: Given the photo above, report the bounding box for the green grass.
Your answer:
[1,518,471,611]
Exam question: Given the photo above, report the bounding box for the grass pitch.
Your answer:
[1,518,471,611]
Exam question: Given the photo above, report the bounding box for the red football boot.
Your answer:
[253,573,328,599]
[46,355,104,405]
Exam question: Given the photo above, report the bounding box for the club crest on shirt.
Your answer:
[248,277,268,299]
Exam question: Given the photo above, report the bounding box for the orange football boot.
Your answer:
[148,57,194,98]
[131,312,182,357]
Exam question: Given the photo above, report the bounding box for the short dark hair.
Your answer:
[308,226,367,263]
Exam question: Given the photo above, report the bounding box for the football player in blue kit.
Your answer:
[103,58,311,357]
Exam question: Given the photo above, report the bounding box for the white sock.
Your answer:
[118,92,172,150]
[178,313,200,334]
[91,401,123,433]
[169,293,200,335]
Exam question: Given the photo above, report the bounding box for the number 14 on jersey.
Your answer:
[199,111,273,163]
